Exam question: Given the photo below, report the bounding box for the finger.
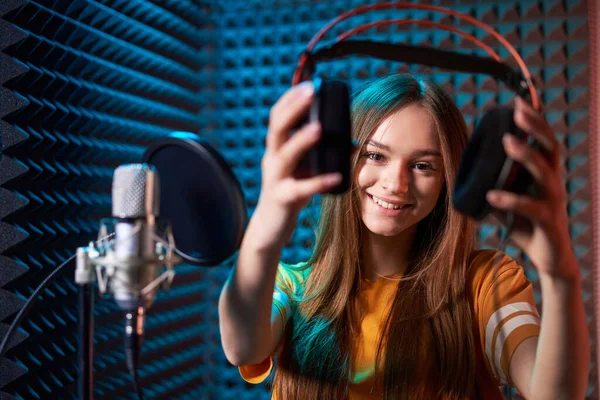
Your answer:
[502,133,554,189]
[278,121,321,173]
[266,82,314,151]
[486,190,549,223]
[514,97,556,153]
[282,173,343,200]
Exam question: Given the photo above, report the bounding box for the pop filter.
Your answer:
[142,132,247,267]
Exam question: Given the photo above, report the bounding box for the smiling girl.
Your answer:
[218,75,589,399]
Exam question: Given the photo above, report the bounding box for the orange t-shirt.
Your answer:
[239,250,540,399]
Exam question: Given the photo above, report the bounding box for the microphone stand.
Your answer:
[75,246,100,400]
[74,221,179,400]
[78,283,94,400]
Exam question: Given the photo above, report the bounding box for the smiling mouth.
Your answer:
[369,194,413,210]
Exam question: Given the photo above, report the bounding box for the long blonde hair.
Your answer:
[273,74,478,399]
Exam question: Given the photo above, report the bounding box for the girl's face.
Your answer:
[356,104,445,238]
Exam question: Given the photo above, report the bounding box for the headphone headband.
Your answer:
[293,2,539,109]
[305,40,529,99]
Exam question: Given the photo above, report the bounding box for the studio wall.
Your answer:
[0,0,595,399]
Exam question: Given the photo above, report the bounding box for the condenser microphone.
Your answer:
[111,163,161,311]
[111,163,161,379]
[71,134,246,399]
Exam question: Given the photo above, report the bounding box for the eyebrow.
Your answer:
[366,139,442,157]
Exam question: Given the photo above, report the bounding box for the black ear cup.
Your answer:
[453,107,537,220]
[294,78,352,194]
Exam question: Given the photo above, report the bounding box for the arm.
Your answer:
[218,205,287,366]
[510,262,589,399]
[487,97,590,399]
[218,82,342,366]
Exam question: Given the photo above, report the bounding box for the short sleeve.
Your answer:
[469,250,541,387]
[238,261,309,384]
[239,356,273,384]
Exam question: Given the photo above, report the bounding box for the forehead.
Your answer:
[369,104,440,151]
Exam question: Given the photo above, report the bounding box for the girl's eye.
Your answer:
[364,152,384,162]
[414,162,434,171]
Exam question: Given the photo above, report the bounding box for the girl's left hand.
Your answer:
[485,97,579,279]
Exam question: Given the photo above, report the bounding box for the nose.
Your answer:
[381,163,409,194]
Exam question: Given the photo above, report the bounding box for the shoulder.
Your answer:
[469,249,517,269]
[467,249,538,319]
[468,249,521,284]
[467,249,528,305]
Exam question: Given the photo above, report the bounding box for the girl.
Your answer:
[218,75,589,399]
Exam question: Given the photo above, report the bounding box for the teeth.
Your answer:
[371,195,402,210]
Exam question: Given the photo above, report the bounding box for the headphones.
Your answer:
[292,2,542,222]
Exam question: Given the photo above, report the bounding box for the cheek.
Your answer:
[413,175,445,203]
[355,164,376,189]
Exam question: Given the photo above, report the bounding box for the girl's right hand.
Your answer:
[255,82,343,239]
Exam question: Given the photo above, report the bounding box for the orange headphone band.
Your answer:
[337,19,502,61]
[292,2,539,110]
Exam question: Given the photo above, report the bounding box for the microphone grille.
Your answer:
[112,164,160,218]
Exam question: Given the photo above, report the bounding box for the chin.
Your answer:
[362,220,409,237]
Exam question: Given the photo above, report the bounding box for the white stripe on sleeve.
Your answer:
[484,302,540,382]
[492,314,540,383]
